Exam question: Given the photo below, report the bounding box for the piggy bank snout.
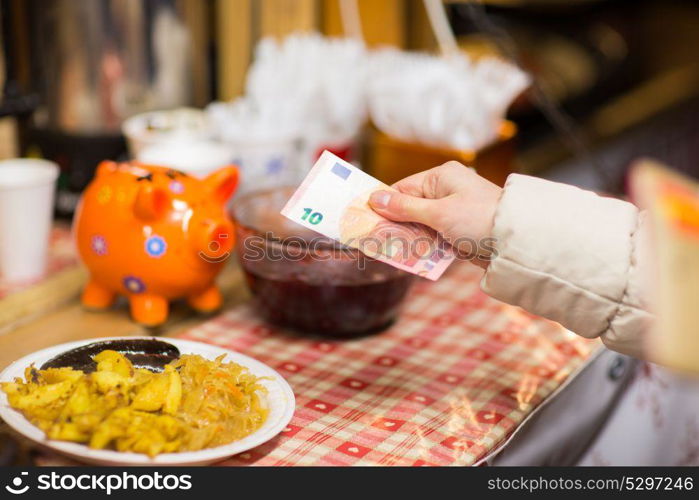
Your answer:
[195,219,235,263]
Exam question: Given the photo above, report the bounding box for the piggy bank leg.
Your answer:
[188,285,222,314]
[129,294,169,326]
[82,280,116,310]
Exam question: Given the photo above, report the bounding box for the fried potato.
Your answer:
[39,367,83,384]
[163,365,182,415]
[131,371,169,412]
[94,350,133,378]
[8,380,75,410]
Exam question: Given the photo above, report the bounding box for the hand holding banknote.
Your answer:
[282,152,499,279]
[368,162,502,269]
[283,152,461,280]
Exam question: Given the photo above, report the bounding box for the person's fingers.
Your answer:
[392,161,471,199]
[391,171,430,198]
[369,190,441,227]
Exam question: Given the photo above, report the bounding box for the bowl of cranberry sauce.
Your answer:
[231,187,414,337]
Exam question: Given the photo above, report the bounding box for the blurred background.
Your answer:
[2,0,699,215]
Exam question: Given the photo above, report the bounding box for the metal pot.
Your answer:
[26,0,210,134]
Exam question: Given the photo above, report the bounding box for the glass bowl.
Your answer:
[231,187,414,337]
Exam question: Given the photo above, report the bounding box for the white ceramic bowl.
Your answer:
[0,337,295,465]
[137,140,234,179]
[122,108,211,158]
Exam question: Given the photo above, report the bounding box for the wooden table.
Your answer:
[0,262,249,372]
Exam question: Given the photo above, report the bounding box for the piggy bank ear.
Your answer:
[133,183,171,221]
[204,166,239,204]
[95,160,118,177]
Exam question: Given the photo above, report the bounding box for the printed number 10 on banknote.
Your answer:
[281,151,455,280]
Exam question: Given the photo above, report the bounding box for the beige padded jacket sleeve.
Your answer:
[481,174,654,359]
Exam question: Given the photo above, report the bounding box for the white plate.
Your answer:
[0,337,295,465]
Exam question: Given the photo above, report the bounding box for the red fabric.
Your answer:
[177,263,600,466]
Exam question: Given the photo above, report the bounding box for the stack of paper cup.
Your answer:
[0,159,59,283]
[206,99,302,193]
[224,136,300,194]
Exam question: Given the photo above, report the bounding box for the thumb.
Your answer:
[369,190,439,226]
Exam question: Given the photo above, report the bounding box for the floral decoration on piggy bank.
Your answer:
[73,161,238,326]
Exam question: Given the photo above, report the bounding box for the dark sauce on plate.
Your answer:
[40,339,180,373]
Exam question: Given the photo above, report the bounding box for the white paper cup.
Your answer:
[0,159,59,283]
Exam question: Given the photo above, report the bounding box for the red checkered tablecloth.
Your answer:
[177,263,600,466]
[0,223,77,299]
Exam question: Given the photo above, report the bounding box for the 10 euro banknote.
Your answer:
[281,151,455,280]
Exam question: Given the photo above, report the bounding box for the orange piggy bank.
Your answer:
[73,161,238,326]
